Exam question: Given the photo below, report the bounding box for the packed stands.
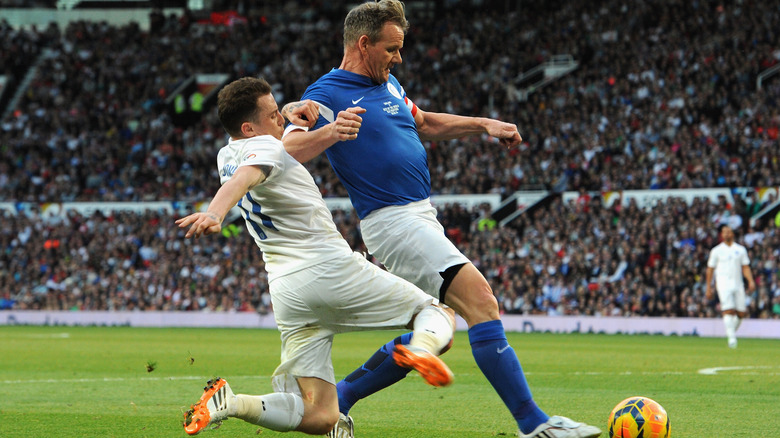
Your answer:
[1,0,778,317]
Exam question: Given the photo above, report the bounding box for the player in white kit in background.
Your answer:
[176,77,454,436]
[705,224,756,348]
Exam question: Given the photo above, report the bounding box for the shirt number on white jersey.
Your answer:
[239,192,278,240]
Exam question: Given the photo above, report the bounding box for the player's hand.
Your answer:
[485,120,522,148]
[330,106,366,141]
[175,212,222,238]
[705,287,713,301]
[282,100,319,128]
[747,280,756,293]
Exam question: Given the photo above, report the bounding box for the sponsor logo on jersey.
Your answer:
[221,163,237,177]
[383,100,400,116]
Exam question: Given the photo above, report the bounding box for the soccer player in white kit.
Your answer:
[176,77,454,436]
[705,224,756,348]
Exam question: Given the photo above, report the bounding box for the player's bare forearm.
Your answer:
[705,267,714,299]
[283,129,338,163]
[283,107,365,163]
[176,166,267,238]
[416,111,487,141]
[208,165,268,219]
[416,110,522,147]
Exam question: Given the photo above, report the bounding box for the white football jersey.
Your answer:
[706,242,750,292]
[216,135,352,281]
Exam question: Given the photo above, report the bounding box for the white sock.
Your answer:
[232,393,304,432]
[723,314,738,343]
[409,305,454,354]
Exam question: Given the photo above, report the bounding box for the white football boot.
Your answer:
[518,415,602,438]
[325,413,354,438]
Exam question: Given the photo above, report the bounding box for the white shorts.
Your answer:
[360,199,470,299]
[269,251,435,394]
[716,287,747,312]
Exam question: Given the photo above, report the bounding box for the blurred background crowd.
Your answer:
[1,0,779,318]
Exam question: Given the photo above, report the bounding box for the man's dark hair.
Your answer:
[217,77,272,138]
[343,0,408,47]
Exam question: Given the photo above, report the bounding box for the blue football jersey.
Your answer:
[301,69,430,219]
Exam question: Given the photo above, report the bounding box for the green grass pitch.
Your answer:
[1,325,778,437]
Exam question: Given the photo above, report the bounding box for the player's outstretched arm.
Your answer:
[176,165,268,238]
[414,108,522,148]
[283,107,366,163]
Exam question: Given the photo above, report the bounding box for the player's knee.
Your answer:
[471,284,499,313]
[455,285,499,324]
[309,407,340,435]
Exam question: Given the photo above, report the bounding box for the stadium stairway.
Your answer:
[510,54,579,102]
[2,48,53,121]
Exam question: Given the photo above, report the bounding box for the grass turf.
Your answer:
[1,325,778,437]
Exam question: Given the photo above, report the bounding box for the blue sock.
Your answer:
[469,320,549,433]
[337,333,413,415]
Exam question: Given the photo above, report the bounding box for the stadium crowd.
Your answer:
[2,195,779,319]
[1,0,779,317]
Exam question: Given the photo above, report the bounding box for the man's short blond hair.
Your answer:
[343,0,409,47]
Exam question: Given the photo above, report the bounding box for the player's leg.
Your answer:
[362,205,549,432]
[358,202,599,437]
[718,288,739,348]
[249,265,341,434]
[183,377,308,435]
[297,253,453,437]
[392,303,455,386]
[336,332,414,415]
[337,304,454,413]
[184,333,338,434]
[444,263,600,437]
[183,377,339,435]
[335,254,454,415]
[442,262,548,433]
[294,377,341,434]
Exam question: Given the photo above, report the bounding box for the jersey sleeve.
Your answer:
[706,249,717,268]
[300,83,334,132]
[238,137,286,184]
[740,247,750,266]
[399,84,418,117]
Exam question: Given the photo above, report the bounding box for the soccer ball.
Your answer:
[608,396,671,438]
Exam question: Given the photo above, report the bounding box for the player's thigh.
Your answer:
[272,328,337,392]
[361,201,469,298]
[717,288,739,311]
[272,253,434,331]
[439,262,499,326]
[732,289,747,312]
[323,252,436,331]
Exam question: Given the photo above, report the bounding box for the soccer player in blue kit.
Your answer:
[283,1,601,437]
